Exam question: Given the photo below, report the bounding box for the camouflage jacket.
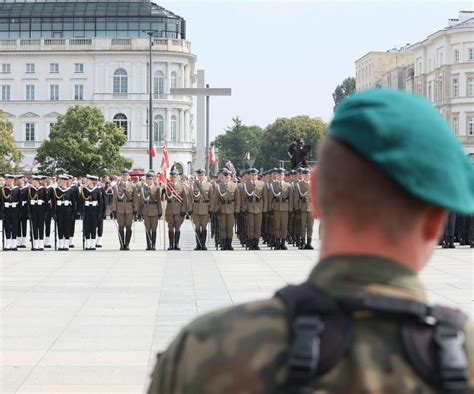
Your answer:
[148,255,474,394]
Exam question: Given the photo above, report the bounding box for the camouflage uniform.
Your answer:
[148,256,474,393]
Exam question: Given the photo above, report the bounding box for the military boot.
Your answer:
[274,238,280,250]
[255,239,261,250]
[125,229,132,250]
[146,232,151,250]
[151,231,157,250]
[448,236,455,248]
[119,230,125,250]
[168,231,175,250]
[174,231,181,251]
[194,230,201,250]
[304,237,314,250]
[201,230,208,251]
[280,238,288,250]
[228,238,234,251]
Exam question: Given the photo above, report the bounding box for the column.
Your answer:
[179,109,185,142]
[184,110,190,142]
[166,108,171,142]
[179,64,184,88]
[167,62,171,96]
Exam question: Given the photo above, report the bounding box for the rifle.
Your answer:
[54,218,57,251]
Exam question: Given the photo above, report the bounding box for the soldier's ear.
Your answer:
[309,166,320,219]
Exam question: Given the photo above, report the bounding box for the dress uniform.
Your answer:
[163,171,188,250]
[190,169,213,250]
[68,175,78,248]
[27,175,48,251]
[241,168,267,250]
[140,173,162,250]
[1,174,21,250]
[16,174,29,248]
[148,89,474,394]
[269,168,293,250]
[41,176,53,248]
[213,170,240,250]
[293,167,314,249]
[112,170,138,250]
[79,175,103,250]
[96,181,107,248]
[52,175,76,251]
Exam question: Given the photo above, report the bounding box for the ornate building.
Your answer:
[0,0,196,174]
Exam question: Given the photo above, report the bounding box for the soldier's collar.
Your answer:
[309,255,427,304]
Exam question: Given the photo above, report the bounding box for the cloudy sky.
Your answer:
[160,1,472,139]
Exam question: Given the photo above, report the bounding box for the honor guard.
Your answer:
[1,174,21,250]
[213,169,240,250]
[242,168,267,250]
[294,167,314,249]
[269,168,293,250]
[96,179,107,248]
[163,171,188,251]
[40,176,53,248]
[16,174,29,248]
[52,175,76,251]
[189,169,213,250]
[68,175,78,249]
[27,175,48,251]
[140,172,162,250]
[112,170,139,250]
[79,175,103,250]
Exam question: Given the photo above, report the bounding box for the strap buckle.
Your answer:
[289,316,325,375]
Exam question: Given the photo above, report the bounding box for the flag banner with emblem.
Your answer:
[147,145,156,158]
[243,152,250,161]
[209,145,216,165]
[159,144,170,184]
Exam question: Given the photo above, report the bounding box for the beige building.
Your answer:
[410,10,474,157]
[355,47,414,91]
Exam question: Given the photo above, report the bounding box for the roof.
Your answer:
[0,0,183,20]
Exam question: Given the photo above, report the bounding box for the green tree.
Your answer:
[0,109,23,173]
[36,105,132,176]
[214,117,263,173]
[258,116,326,170]
[332,77,356,112]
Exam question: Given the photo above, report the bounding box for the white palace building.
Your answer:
[0,0,197,174]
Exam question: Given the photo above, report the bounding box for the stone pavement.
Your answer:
[1,219,473,393]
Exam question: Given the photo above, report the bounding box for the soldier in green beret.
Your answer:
[148,89,474,393]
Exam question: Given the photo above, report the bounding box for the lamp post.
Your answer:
[143,31,156,170]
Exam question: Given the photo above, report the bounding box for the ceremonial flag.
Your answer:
[147,145,156,157]
[209,145,216,165]
[243,151,250,161]
[161,144,170,170]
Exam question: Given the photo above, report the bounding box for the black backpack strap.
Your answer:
[402,305,469,394]
[275,283,353,394]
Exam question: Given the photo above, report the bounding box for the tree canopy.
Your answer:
[0,109,23,174]
[36,105,132,176]
[332,77,356,112]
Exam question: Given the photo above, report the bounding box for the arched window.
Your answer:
[154,70,164,98]
[113,113,128,137]
[170,71,177,90]
[153,115,164,143]
[113,68,128,93]
[171,115,177,141]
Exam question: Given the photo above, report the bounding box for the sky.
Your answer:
[160,1,473,140]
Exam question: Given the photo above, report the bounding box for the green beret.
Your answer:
[329,88,474,214]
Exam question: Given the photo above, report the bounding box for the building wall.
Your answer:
[411,25,474,156]
[0,37,197,173]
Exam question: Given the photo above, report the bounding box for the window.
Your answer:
[25,123,35,141]
[26,63,35,73]
[454,49,460,63]
[113,68,128,93]
[74,63,84,73]
[468,78,474,97]
[1,64,11,73]
[113,113,128,137]
[1,85,11,101]
[452,115,459,135]
[468,117,474,136]
[50,63,59,73]
[170,71,177,90]
[25,85,35,101]
[469,48,474,62]
[452,78,459,97]
[50,84,59,100]
[153,115,165,142]
[74,84,84,100]
[171,115,177,141]
[153,70,164,98]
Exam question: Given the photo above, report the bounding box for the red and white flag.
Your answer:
[243,151,250,161]
[159,144,170,185]
[209,145,216,165]
[147,145,156,158]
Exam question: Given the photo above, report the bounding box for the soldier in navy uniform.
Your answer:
[16,174,29,248]
[78,175,103,250]
[27,175,48,251]
[1,174,21,250]
[68,175,79,248]
[52,175,76,251]
[96,178,107,248]
[41,176,53,248]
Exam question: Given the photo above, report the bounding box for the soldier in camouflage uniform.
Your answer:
[148,89,474,394]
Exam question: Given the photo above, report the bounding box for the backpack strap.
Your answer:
[275,283,353,394]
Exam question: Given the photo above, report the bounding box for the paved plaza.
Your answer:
[1,219,473,393]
